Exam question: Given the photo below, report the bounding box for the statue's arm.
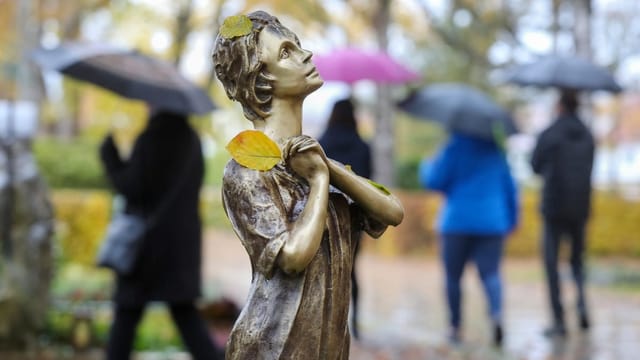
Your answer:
[327,159,404,227]
[276,138,330,274]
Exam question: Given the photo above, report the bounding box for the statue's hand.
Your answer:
[283,136,328,182]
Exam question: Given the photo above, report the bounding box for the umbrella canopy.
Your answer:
[398,83,517,140]
[504,55,622,93]
[313,48,419,84]
[31,42,216,115]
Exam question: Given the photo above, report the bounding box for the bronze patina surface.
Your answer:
[212,11,404,359]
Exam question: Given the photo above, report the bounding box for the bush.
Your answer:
[52,190,112,265]
[367,189,640,258]
[395,158,422,190]
[51,188,230,265]
[34,139,108,189]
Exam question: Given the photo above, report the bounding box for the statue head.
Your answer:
[212,11,322,122]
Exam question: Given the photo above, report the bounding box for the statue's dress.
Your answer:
[222,161,386,360]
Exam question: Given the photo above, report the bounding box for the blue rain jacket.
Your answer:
[419,133,518,235]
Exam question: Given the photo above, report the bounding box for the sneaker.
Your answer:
[493,323,504,347]
[543,324,567,338]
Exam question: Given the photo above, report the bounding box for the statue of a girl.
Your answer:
[212,11,404,359]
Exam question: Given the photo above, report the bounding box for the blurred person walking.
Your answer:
[419,133,518,347]
[99,110,222,359]
[318,98,372,340]
[530,91,595,337]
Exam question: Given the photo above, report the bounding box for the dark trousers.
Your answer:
[106,302,222,360]
[441,234,505,329]
[542,218,588,326]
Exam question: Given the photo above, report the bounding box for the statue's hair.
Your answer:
[212,11,298,122]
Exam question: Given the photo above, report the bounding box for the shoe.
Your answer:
[579,313,591,331]
[448,327,462,346]
[493,323,503,347]
[543,324,567,338]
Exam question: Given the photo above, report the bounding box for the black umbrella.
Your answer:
[31,42,216,115]
[503,55,622,93]
[398,83,517,140]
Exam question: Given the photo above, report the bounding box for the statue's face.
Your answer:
[258,29,323,98]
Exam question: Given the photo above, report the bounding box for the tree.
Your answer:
[371,0,396,186]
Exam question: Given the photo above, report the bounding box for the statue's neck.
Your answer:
[259,98,304,141]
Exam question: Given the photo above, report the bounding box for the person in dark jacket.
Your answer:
[419,132,518,347]
[530,90,595,337]
[318,98,372,340]
[100,110,222,359]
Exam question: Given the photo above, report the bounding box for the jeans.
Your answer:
[106,302,223,360]
[542,218,588,326]
[441,234,505,329]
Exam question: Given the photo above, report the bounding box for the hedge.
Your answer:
[34,139,109,189]
[50,188,640,264]
[365,189,640,258]
[50,189,229,266]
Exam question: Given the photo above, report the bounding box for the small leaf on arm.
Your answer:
[226,130,282,171]
[367,179,391,195]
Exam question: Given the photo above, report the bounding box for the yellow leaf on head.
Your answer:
[219,15,253,39]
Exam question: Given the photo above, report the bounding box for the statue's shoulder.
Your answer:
[223,160,260,183]
[222,160,271,199]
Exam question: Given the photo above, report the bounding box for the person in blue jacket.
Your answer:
[419,132,518,347]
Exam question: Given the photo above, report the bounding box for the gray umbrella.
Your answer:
[398,83,517,140]
[504,55,622,93]
[31,41,216,115]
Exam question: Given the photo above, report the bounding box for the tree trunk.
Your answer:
[0,0,54,349]
[572,0,592,59]
[206,0,227,91]
[172,0,194,67]
[372,0,395,186]
[551,0,561,53]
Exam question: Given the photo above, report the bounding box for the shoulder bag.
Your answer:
[97,139,196,275]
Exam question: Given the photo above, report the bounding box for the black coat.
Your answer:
[530,113,595,222]
[318,123,372,178]
[100,112,205,305]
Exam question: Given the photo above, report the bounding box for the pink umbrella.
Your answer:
[312,48,419,85]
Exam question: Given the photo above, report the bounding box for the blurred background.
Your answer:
[1,0,639,359]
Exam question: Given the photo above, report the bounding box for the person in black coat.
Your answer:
[318,98,372,340]
[530,91,595,337]
[100,110,222,359]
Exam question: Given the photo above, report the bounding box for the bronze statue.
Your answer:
[212,11,404,359]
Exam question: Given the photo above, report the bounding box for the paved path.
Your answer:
[203,229,640,360]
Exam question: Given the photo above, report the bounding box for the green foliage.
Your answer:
[134,307,183,351]
[395,158,421,190]
[52,190,112,266]
[394,114,446,190]
[51,264,112,302]
[34,138,108,189]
